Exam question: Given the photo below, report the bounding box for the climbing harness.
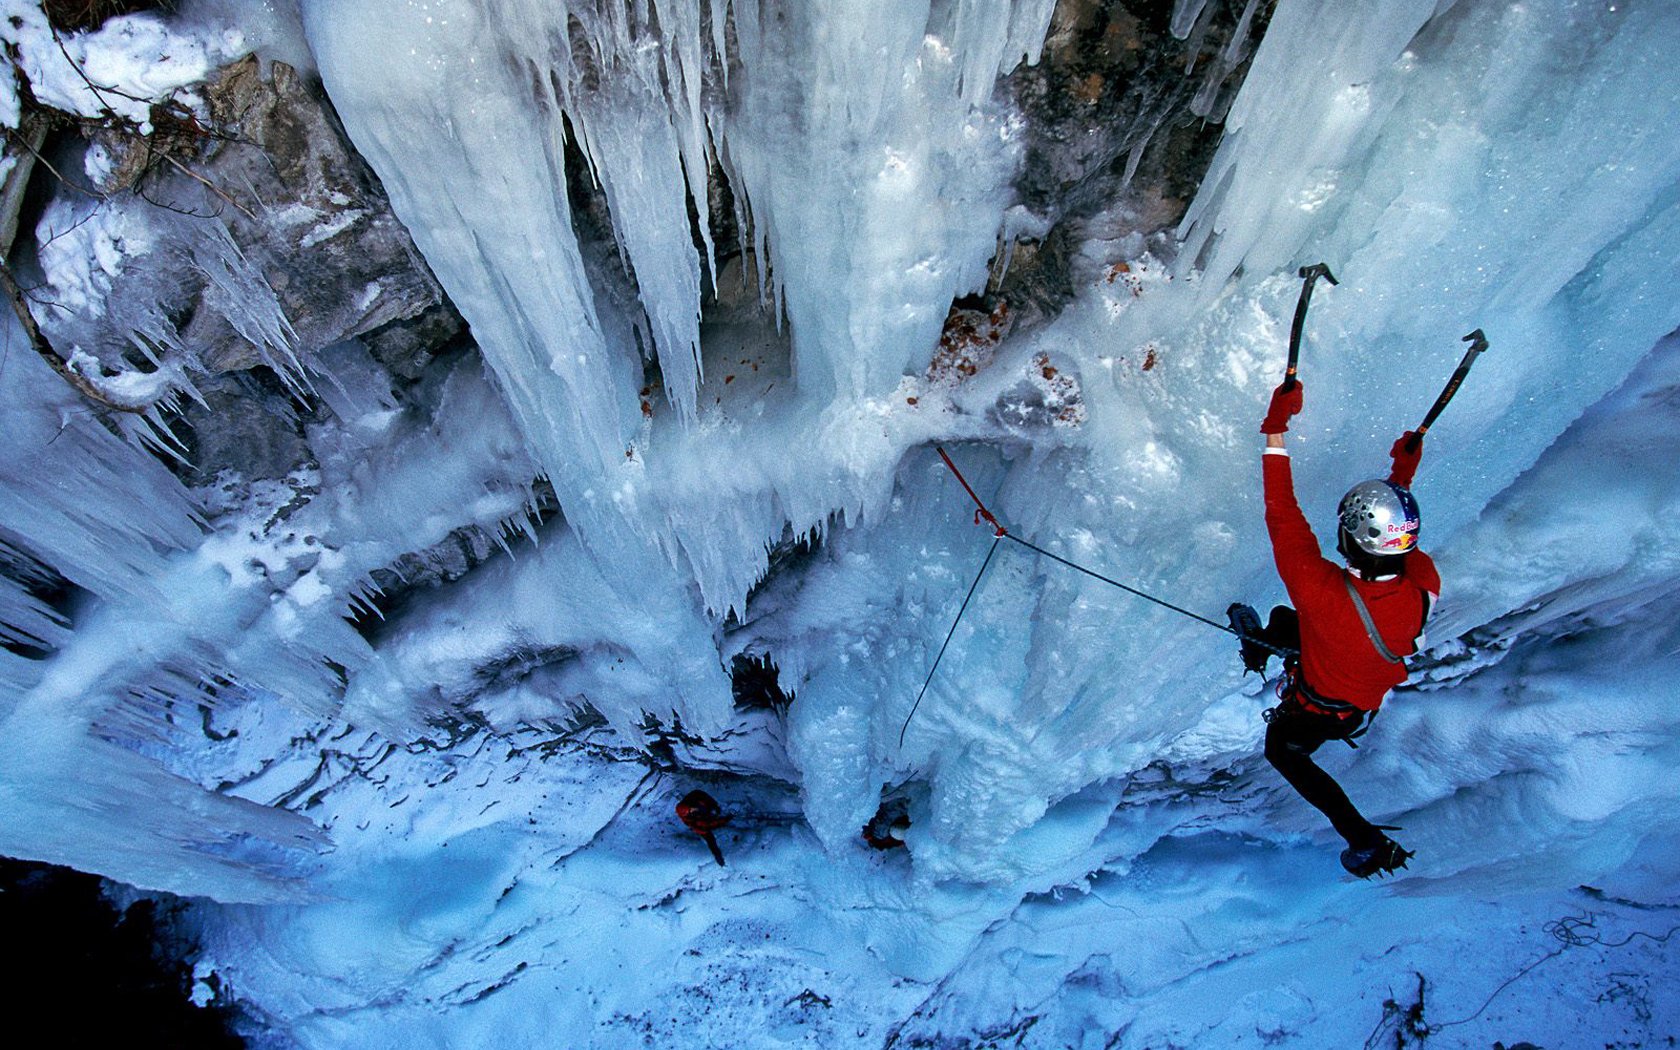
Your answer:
[1252,571,1431,750]
[898,446,1298,747]
[1264,667,1377,748]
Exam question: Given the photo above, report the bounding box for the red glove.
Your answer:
[1259,382,1303,434]
[1389,431,1422,487]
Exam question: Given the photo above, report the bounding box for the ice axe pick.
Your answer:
[1284,263,1338,391]
[1407,329,1489,452]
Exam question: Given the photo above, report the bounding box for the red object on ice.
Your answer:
[676,790,730,867]
[676,790,730,834]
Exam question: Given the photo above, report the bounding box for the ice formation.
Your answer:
[0,0,1677,1044]
[299,0,1058,611]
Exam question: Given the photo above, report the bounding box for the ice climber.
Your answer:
[676,789,730,867]
[862,796,910,850]
[1230,380,1440,879]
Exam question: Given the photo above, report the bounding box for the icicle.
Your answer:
[1170,0,1211,40]
[1004,0,1059,72]
[296,0,1063,645]
[0,322,203,602]
[1121,137,1148,188]
[193,223,307,394]
[511,510,539,545]
[567,70,707,421]
[951,0,1012,107]
[708,0,730,87]
[1175,0,1440,289]
[1223,0,1264,65]
[1190,0,1265,118]
[0,546,69,652]
[946,0,1059,106]
[651,0,719,282]
[346,589,383,624]
[303,0,639,479]
[1181,2,1215,74]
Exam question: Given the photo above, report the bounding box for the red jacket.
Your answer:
[1264,450,1440,710]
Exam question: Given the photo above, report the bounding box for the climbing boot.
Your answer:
[1340,832,1414,879]
[1227,603,1271,674]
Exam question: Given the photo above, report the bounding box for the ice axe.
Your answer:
[1283,263,1338,391]
[1406,329,1489,452]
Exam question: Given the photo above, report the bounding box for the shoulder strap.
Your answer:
[1343,573,1403,665]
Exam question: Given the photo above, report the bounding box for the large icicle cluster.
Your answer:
[0,314,326,902]
[300,0,1057,618]
[0,0,1060,898]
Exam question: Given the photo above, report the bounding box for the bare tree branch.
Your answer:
[2,122,109,204]
[156,150,256,221]
[0,116,53,255]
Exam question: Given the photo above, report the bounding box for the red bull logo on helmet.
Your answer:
[1380,517,1420,552]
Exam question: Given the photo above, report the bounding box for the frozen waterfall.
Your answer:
[0,0,1677,1045]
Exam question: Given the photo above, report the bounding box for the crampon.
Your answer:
[1340,832,1414,879]
[1227,602,1271,674]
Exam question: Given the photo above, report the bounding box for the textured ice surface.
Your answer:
[0,320,542,897]
[0,0,1677,1042]
[176,581,1680,1045]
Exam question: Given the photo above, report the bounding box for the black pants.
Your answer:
[1264,699,1380,849]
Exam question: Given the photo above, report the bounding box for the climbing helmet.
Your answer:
[1337,479,1420,556]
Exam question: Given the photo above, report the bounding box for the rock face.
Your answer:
[1016,0,1269,219]
[176,370,313,488]
[188,55,449,373]
[64,55,470,487]
[46,52,453,389]
[994,0,1271,327]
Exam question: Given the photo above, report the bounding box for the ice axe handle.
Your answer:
[1408,328,1489,451]
[1284,264,1339,391]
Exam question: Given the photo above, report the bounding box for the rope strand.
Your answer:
[901,446,1303,747]
[1004,533,1228,632]
[1005,532,1297,658]
[899,534,1002,748]
[930,446,1296,658]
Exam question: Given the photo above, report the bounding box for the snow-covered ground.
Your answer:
[1,0,1677,1046]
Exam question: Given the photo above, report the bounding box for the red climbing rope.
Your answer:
[937,445,1006,536]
